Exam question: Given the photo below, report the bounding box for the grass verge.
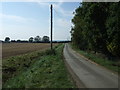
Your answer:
[3,44,76,88]
[71,44,120,74]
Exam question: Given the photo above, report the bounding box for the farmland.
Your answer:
[2,44,76,88]
[2,43,58,59]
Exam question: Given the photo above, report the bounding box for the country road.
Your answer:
[63,43,119,88]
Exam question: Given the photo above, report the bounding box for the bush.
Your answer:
[45,49,56,55]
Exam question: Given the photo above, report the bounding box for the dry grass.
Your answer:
[2,43,58,59]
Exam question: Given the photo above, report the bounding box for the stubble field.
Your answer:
[2,43,58,59]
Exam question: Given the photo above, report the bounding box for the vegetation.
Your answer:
[3,44,75,88]
[71,44,120,73]
[4,35,50,43]
[29,37,34,42]
[5,37,10,42]
[71,2,120,58]
[42,36,49,42]
[34,36,41,42]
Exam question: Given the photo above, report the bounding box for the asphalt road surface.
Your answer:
[63,43,119,88]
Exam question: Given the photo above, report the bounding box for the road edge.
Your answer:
[63,44,86,88]
[69,43,119,76]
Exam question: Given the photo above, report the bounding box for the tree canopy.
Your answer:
[5,37,10,42]
[71,2,120,57]
[42,36,49,42]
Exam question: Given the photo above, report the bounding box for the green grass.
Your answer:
[71,44,120,73]
[3,44,76,88]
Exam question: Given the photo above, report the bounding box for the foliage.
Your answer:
[34,36,41,42]
[29,37,34,42]
[42,36,49,42]
[106,3,120,56]
[71,44,120,73]
[45,49,56,55]
[3,44,75,88]
[71,2,120,57]
[5,37,10,42]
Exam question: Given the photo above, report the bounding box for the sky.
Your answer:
[0,2,80,41]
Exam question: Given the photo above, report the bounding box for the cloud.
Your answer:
[55,18,71,28]
[35,2,74,17]
[37,2,49,6]
[35,2,74,31]
[53,3,73,17]
[0,13,36,23]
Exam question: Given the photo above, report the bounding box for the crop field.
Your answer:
[2,43,58,59]
[2,44,75,88]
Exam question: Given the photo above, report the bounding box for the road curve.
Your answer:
[63,43,119,88]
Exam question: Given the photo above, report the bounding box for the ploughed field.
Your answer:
[2,43,58,58]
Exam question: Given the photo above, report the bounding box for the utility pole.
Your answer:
[50,4,53,50]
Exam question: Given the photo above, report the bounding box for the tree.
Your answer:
[11,40,16,42]
[17,39,21,42]
[42,36,49,42]
[106,3,120,57]
[34,36,41,42]
[84,3,109,53]
[5,37,10,42]
[29,37,34,42]
[71,2,119,57]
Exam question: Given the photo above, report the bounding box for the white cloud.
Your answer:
[54,3,73,17]
[37,2,49,6]
[0,13,36,23]
[35,2,74,17]
[55,18,71,28]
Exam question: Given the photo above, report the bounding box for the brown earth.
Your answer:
[2,43,58,59]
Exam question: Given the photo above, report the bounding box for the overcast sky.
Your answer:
[0,2,80,41]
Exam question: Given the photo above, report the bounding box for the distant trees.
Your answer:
[17,40,21,42]
[71,2,120,57]
[29,37,34,42]
[11,40,16,42]
[34,36,41,42]
[5,37,10,42]
[28,36,49,43]
[42,36,49,42]
[3,35,50,43]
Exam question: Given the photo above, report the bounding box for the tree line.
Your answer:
[3,36,50,43]
[71,2,120,58]
[1,36,71,43]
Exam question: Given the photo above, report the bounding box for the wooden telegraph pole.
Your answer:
[50,4,53,50]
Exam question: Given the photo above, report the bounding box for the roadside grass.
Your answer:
[71,44,120,73]
[3,44,76,88]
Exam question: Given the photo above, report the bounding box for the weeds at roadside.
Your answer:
[3,44,75,88]
[71,43,120,73]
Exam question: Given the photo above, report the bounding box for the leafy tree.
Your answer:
[17,40,21,42]
[29,37,34,42]
[5,37,10,42]
[71,2,119,57]
[84,3,109,54]
[106,3,120,57]
[34,36,41,42]
[11,40,16,42]
[42,36,49,42]
[71,4,88,50]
